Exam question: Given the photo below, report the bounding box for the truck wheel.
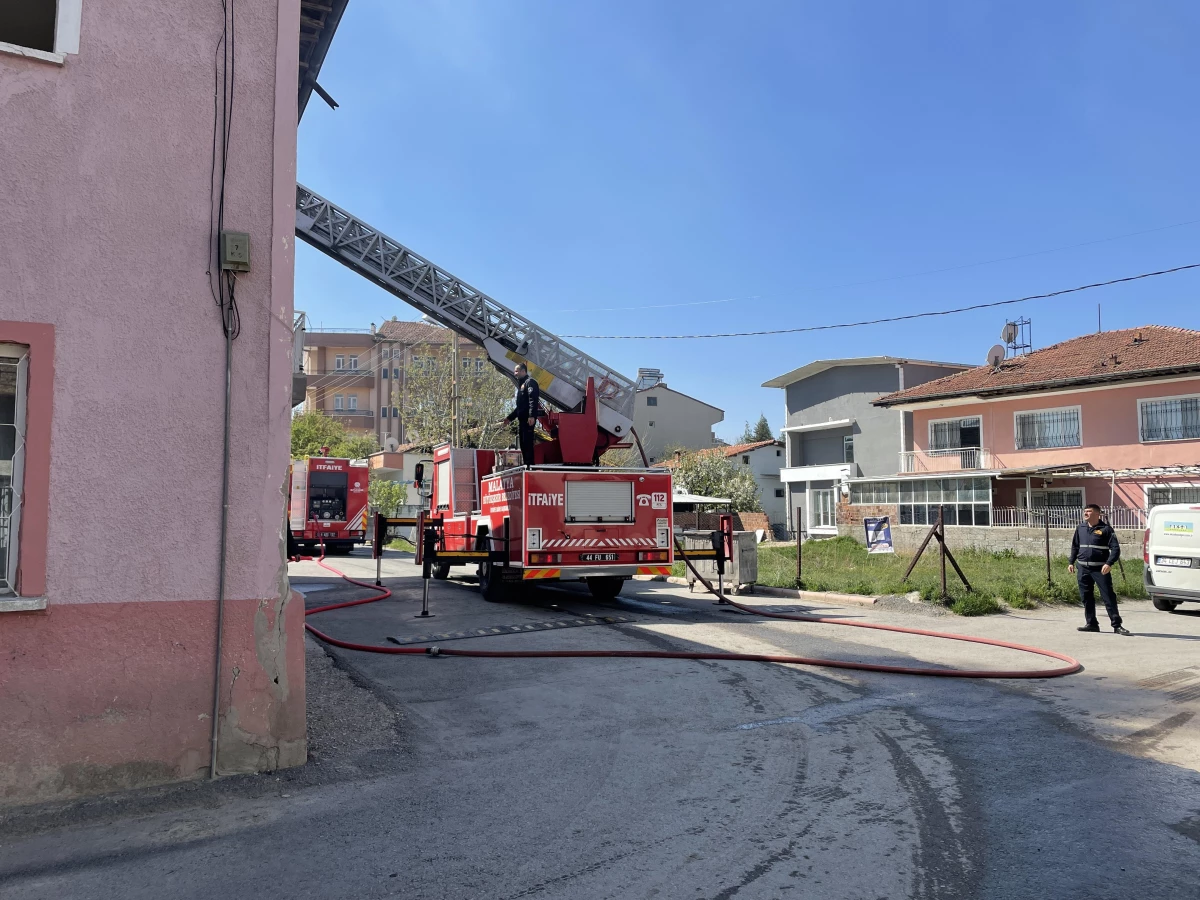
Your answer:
[1152,596,1179,612]
[586,576,625,602]
[479,560,509,603]
[432,562,451,580]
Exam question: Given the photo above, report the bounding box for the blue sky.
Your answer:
[297,0,1200,441]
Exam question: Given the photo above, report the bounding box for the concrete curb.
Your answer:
[663,576,878,608]
[746,585,879,607]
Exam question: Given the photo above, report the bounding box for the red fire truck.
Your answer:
[289,456,370,556]
[425,385,673,601]
[295,186,677,600]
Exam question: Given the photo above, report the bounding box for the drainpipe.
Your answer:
[210,319,233,779]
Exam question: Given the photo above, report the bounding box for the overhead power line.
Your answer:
[533,217,1200,315]
[560,263,1200,340]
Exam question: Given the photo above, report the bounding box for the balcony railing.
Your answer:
[991,506,1149,529]
[330,409,374,418]
[899,447,997,473]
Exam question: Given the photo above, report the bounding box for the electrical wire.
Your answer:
[529,218,1200,315]
[560,263,1200,340]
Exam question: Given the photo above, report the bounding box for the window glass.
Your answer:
[0,347,29,594]
[0,3,56,53]
[1015,408,1081,449]
[1140,396,1200,442]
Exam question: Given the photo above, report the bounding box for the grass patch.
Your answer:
[388,537,416,552]
[755,536,1145,615]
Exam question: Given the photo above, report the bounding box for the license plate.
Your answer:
[322,531,339,538]
[1156,556,1193,568]
[579,553,619,562]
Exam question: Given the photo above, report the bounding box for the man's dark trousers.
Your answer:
[1077,566,1122,628]
[518,422,535,467]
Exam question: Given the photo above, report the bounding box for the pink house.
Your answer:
[853,326,1200,540]
[0,2,318,805]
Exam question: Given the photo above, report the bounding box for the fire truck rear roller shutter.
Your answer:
[565,481,634,524]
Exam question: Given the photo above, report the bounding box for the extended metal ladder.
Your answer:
[294,184,637,441]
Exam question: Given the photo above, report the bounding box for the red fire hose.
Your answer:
[300,548,1081,680]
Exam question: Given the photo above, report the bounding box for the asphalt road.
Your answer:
[2,549,1199,899]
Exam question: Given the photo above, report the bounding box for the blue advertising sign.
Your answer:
[864,516,894,554]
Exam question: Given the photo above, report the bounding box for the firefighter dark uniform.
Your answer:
[1069,519,1123,631]
[506,373,541,466]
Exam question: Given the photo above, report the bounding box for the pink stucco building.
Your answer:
[849,326,1200,544]
[0,1,312,805]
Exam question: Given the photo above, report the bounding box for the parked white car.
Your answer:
[1144,503,1200,612]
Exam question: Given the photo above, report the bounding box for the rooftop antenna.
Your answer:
[1002,318,1032,357]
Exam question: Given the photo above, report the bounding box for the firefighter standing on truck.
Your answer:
[1068,503,1132,635]
[503,361,541,467]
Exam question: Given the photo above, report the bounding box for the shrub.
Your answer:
[951,594,1003,616]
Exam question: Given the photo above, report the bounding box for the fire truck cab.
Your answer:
[289,456,369,556]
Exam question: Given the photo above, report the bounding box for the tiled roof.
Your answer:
[376,320,481,347]
[662,439,781,467]
[874,326,1200,406]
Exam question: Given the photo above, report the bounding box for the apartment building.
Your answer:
[303,318,486,447]
[1,0,310,805]
[633,369,724,462]
[762,357,970,536]
[856,326,1200,552]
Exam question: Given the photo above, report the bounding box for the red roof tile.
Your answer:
[662,439,781,467]
[376,320,480,347]
[875,326,1200,406]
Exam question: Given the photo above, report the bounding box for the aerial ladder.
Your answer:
[295,184,638,466]
[294,185,708,599]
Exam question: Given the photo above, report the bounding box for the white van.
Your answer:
[1144,503,1200,612]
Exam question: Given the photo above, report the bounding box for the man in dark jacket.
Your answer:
[503,361,541,466]
[1069,503,1131,635]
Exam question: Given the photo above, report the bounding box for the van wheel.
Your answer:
[479,560,509,603]
[586,576,625,602]
[1152,597,1179,612]
[432,562,451,580]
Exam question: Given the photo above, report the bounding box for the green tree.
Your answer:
[395,342,515,449]
[368,476,408,516]
[672,449,761,512]
[751,414,774,442]
[290,409,378,459]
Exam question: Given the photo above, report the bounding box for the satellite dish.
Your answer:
[1001,322,1018,343]
[987,344,1005,368]
[384,437,399,452]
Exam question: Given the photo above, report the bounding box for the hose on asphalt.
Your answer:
[298,542,1082,680]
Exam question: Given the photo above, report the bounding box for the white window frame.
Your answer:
[810,488,837,530]
[1137,393,1200,444]
[1144,483,1200,508]
[927,415,982,452]
[0,0,82,65]
[333,394,344,411]
[334,354,345,372]
[347,355,359,371]
[1,344,30,595]
[843,434,854,463]
[1012,405,1082,451]
[1017,487,1087,509]
[380,406,388,419]
[347,395,358,411]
